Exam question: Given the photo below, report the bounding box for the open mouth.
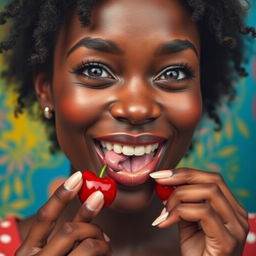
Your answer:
[94,139,166,186]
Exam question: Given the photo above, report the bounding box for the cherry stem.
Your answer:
[99,164,108,178]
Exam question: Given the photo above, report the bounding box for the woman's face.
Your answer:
[37,0,201,211]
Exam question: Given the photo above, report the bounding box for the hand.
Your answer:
[150,168,249,256]
[15,171,112,256]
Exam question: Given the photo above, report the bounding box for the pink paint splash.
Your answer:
[253,58,256,81]
[253,97,256,120]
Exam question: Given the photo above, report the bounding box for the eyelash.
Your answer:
[70,60,195,83]
[70,59,116,81]
[154,63,195,82]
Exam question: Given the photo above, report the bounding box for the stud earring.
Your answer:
[44,106,53,119]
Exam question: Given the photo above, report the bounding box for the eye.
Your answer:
[159,68,185,80]
[154,65,193,82]
[84,64,112,79]
[71,61,116,81]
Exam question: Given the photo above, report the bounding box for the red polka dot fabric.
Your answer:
[0,214,256,255]
[0,217,21,256]
[243,214,256,256]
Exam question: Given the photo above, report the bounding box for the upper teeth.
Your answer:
[100,141,159,156]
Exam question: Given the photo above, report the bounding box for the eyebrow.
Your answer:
[155,39,199,57]
[66,37,123,58]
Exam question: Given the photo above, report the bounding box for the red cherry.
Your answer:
[78,165,117,208]
[155,183,174,201]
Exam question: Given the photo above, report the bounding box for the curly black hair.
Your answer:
[0,0,255,153]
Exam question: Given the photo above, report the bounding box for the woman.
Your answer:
[0,0,255,255]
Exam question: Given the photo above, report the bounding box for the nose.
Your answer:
[110,79,161,125]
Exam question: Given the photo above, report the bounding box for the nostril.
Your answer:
[116,117,129,123]
[115,116,156,125]
[145,117,156,123]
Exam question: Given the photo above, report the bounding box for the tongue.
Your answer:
[104,150,153,172]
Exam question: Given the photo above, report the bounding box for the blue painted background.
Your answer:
[0,1,255,219]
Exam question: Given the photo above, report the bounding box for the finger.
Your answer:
[73,191,104,223]
[165,184,247,240]
[151,168,247,218]
[37,222,105,256]
[19,172,83,251]
[157,203,237,254]
[72,191,110,246]
[27,247,42,256]
[68,238,112,256]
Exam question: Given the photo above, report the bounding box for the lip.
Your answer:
[94,133,166,146]
[94,133,167,186]
[107,144,164,186]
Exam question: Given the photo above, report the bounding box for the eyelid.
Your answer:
[86,62,117,79]
[153,63,194,81]
[70,60,118,80]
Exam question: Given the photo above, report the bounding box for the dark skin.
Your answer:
[16,0,248,255]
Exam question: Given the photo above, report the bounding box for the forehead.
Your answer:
[90,0,194,34]
[56,0,199,56]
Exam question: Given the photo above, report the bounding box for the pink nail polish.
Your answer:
[64,171,82,191]
[85,191,104,211]
[160,207,167,215]
[152,212,169,226]
[149,170,173,179]
[103,233,111,242]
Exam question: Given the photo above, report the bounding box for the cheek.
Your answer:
[54,85,106,127]
[52,84,107,170]
[159,91,202,168]
[165,91,202,130]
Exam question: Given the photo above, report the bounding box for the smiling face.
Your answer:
[35,0,202,211]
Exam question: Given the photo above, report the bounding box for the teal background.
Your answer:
[0,1,255,219]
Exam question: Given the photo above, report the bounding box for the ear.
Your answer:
[34,71,54,109]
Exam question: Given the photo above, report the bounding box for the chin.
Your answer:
[110,181,155,213]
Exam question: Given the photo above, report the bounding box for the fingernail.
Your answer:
[85,191,104,211]
[149,170,173,179]
[29,247,41,255]
[103,232,111,242]
[160,207,167,215]
[152,212,169,226]
[64,171,82,191]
